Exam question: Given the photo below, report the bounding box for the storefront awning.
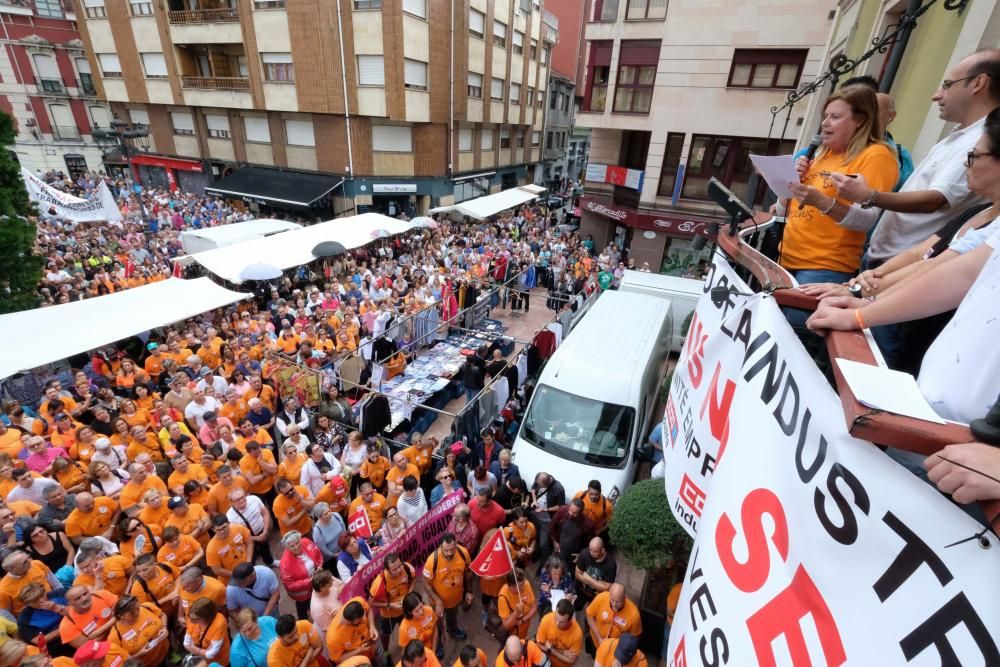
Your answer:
[429,184,546,220]
[0,278,252,379]
[205,167,342,208]
[179,218,302,255]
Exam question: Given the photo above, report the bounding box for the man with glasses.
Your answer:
[226,487,276,566]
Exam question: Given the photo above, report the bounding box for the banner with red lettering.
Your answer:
[338,489,464,603]
[666,296,1000,665]
[663,253,753,537]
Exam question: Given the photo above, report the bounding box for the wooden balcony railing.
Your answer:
[717,213,999,529]
[167,8,239,24]
[181,76,249,91]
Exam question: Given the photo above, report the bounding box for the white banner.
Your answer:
[665,296,1000,666]
[22,168,122,222]
[663,253,753,537]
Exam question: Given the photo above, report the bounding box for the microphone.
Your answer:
[803,134,822,162]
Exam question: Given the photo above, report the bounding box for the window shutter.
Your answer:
[285,119,315,147]
[262,53,293,64]
[205,114,230,132]
[170,112,194,132]
[48,104,73,126]
[83,0,105,6]
[98,53,120,73]
[481,127,493,150]
[372,125,413,152]
[402,0,426,17]
[404,59,427,88]
[513,31,524,48]
[75,57,91,74]
[619,40,661,66]
[468,72,482,88]
[128,109,150,126]
[141,53,168,77]
[33,54,59,79]
[357,55,385,86]
[493,20,506,38]
[469,9,485,34]
[458,128,473,151]
[491,78,504,99]
[244,116,271,143]
[510,83,521,102]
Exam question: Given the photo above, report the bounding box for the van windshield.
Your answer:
[521,384,635,467]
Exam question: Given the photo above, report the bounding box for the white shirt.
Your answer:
[948,215,1000,255]
[184,396,221,429]
[226,494,268,535]
[868,116,988,260]
[396,491,428,525]
[918,228,1000,423]
[300,454,342,496]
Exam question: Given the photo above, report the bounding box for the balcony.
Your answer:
[181,76,249,91]
[167,5,242,42]
[52,125,80,141]
[167,7,239,23]
[0,0,33,16]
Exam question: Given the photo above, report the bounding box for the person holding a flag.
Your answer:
[497,569,537,641]
[421,533,473,642]
[369,552,417,651]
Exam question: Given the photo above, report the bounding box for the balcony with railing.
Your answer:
[167,3,242,42]
[168,7,238,23]
[181,76,248,90]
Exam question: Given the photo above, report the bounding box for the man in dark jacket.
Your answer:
[551,498,593,570]
[530,472,565,569]
[462,346,487,402]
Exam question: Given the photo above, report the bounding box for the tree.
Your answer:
[0,111,41,314]
[609,478,690,572]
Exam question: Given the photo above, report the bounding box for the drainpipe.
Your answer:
[334,0,355,184]
[879,0,922,93]
[448,0,455,177]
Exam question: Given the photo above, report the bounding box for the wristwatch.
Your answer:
[848,283,863,298]
[860,190,880,209]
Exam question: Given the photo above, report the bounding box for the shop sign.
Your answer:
[373,183,418,194]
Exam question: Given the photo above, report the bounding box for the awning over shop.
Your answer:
[0,278,251,379]
[430,184,546,220]
[179,218,302,255]
[204,167,343,208]
[187,212,419,284]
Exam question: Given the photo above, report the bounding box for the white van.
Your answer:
[511,290,672,503]
[618,270,702,352]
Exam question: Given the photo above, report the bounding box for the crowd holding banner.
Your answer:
[663,274,1000,665]
[21,167,123,223]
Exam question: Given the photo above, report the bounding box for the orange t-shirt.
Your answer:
[188,613,230,666]
[165,503,210,546]
[267,619,322,667]
[0,429,23,457]
[179,576,226,624]
[498,581,536,639]
[277,454,307,487]
[240,449,277,494]
[157,534,201,570]
[273,485,313,535]
[421,546,470,609]
[0,560,53,615]
[110,602,169,667]
[368,562,416,619]
[139,501,170,529]
[780,142,898,273]
[243,384,276,411]
[398,604,437,647]
[505,522,537,551]
[326,597,376,662]
[453,649,487,667]
[65,497,119,540]
[206,476,250,516]
[121,523,162,562]
[349,493,388,532]
[536,612,583,667]
[205,524,252,585]
[59,589,118,645]
[585,592,643,645]
[120,475,168,511]
[360,455,390,488]
[401,445,433,474]
[130,562,179,607]
[128,434,167,463]
[73,554,132,597]
[168,463,209,496]
[219,399,249,426]
[595,639,647,667]
[386,463,420,506]
[574,491,613,531]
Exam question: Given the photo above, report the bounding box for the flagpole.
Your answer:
[505,531,525,606]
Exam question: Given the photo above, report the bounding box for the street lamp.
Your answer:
[92,115,150,159]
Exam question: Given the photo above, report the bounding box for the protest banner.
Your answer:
[338,489,464,603]
[662,253,753,537]
[665,295,1000,665]
[21,168,122,222]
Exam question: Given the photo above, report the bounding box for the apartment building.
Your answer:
[74,0,556,217]
[0,0,112,175]
[575,0,833,273]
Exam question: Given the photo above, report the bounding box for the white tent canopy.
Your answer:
[180,219,302,255]
[186,212,420,284]
[0,278,251,379]
[430,184,546,220]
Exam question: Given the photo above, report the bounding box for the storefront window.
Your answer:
[659,237,714,278]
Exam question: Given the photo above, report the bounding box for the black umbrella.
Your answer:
[313,241,347,257]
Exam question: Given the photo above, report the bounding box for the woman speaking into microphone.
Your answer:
[779,85,898,326]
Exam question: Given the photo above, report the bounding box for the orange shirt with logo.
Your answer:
[536,612,583,667]
[349,493,388,532]
[585,592,642,645]
[240,449,277,494]
[421,546,470,609]
[273,485,314,535]
[205,524,252,585]
[59,589,118,645]
[398,604,437,648]
[65,497,119,540]
[267,619,323,667]
[157,534,201,570]
[110,602,168,667]
[0,560,53,615]
[206,476,250,516]
[326,597,376,662]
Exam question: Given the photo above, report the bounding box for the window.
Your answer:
[237,56,249,78]
[491,77,504,101]
[403,0,426,18]
[481,127,493,150]
[141,53,168,79]
[510,83,521,104]
[728,49,807,89]
[537,89,544,108]
[613,40,659,114]
[493,21,507,48]
[255,0,286,7]
[549,90,557,110]
[244,116,271,143]
[76,57,95,94]
[526,87,534,106]
[626,0,667,19]
[285,119,315,146]
[89,105,111,128]
[404,59,428,90]
[32,54,61,93]
[48,103,77,140]
[469,9,485,38]
[357,55,385,86]
[500,128,510,149]
[262,53,294,82]
[657,132,684,196]
[206,114,231,139]
[516,132,525,149]
[129,1,153,16]
[532,131,540,146]
[82,0,104,18]
[171,111,195,135]
[354,0,381,7]
[372,125,412,152]
[682,134,795,203]
[546,132,553,149]
[512,31,524,55]
[468,72,483,99]
[594,0,619,21]
[97,54,121,78]
[529,39,538,60]
[128,109,150,126]
[458,128,473,151]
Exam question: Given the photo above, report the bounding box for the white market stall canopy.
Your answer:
[0,278,252,379]
[186,212,420,284]
[180,219,302,255]
[430,184,546,220]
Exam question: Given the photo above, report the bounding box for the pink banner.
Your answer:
[338,489,466,602]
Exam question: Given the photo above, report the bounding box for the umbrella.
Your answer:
[238,262,283,282]
[411,216,439,230]
[313,241,348,257]
[370,229,391,239]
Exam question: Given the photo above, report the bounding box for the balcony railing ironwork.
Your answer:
[168,7,238,23]
[181,75,249,91]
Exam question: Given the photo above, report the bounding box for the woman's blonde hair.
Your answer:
[819,85,885,164]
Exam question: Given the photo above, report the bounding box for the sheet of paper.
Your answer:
[550,588,566,606]
[749,153,799,200]
[835,358,946,424]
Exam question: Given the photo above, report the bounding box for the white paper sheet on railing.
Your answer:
[0,278,251,379]
[186,212,419,284]
[21,168,122,222]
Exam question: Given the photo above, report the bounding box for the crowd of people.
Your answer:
[774,48,1000,508]
[0,167,663,667]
